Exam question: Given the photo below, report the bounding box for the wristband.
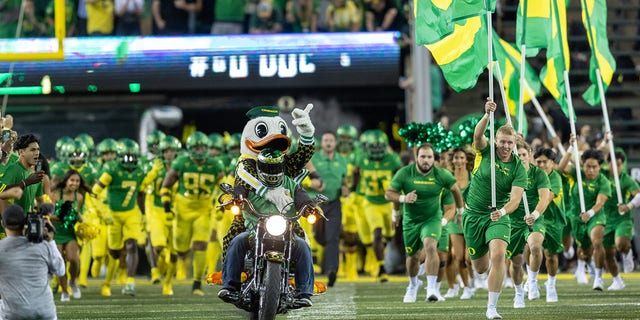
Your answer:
[531,210,540,220]
[441,218,448,227]
[398,195,406,203]
[586,209,595,218]
[627,203,634,211]
[456,207,464,216]
[498,208,507,217]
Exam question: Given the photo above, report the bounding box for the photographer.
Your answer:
[0,205,65,320]
[0,134,46,213]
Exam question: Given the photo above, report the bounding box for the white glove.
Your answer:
[291,103,315,137]
[264,186,294,213]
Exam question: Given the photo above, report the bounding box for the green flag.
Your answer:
[425,14,488,92]
[580,0,616,106]
[540,0,573,119]
[516,0,551,57]
[492,31,541,135]
[414,0,454,45]
[452,0,496,21]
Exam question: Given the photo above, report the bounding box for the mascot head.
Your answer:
[241,106,291,157]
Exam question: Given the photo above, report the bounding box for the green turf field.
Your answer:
[56,273,640,319]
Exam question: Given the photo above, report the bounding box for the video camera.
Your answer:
[25,205,55,243]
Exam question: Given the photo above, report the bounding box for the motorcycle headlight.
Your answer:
[265,215,286,236]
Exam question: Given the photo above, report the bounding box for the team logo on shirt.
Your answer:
[467,247,476,256]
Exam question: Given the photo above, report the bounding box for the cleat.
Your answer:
[122,283,135,296]
[592,278,604,291]
[403,280,422,303]
[545,282,558,302]
[60,292,70,302]
[100,284,111,297]
[513,292,525,308]
[444,285,459,298]
[435,291,446,302]
[486,307,503,319]
[425,287,438,302]
[151,268,162,284]
[378,273,389,283]
[607,279,625,291]
[162,283,174,296]
[527,280,540,300]
[460,287,474,300]
[70,284,81,299]
[192,281,205,296]
[575,271,589,285]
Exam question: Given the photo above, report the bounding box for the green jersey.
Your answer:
[511,165,550,221]
[545,170,566,225]
[101,161,146,211]
[171,155,225,200]
[466,144,527,215]
[310,152,348,201]
[2,161,43,212]
[390,165,456,224]
[602,171,639,224]
[244,177,299,230]
[357,152,402,204]
[568,168,611,216]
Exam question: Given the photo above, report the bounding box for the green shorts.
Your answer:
[506,217,546,259]
[403,215,442,257]
[463,211,510,260]
[438,225,449,252]
[447,219,464,235]
[543,220,564,254]
[562,218,572,238]
[571,212,606,249]
[603,219,634,249]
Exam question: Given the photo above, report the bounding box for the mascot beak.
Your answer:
[245,134,291,154]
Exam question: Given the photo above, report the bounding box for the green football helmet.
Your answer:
[336,124,358,154]
[226,133,241,159]
[117,138,141,169]
[75,133,95,155]
[55,136,74,161]
[66,140,90,169]
[159,136,181,164]
[186,131,210,161]
[365,129,388,161]
[208,133,225,151]
[257,148,285,188]
[97,138,119,155]
[146,130,166,156]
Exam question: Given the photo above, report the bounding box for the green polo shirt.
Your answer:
[310,151,348,201]
[2,161,43,213]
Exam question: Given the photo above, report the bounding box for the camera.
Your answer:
[25,207,55,243]
[2,129,11,143]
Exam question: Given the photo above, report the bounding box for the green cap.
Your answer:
[246,106,280,119]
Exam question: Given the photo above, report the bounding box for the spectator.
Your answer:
[248,0,283,34]
[85,0,115,35]
[325,0,360,32]
[0,204,66,320]
[364,0,405,32]
[76,0,89,35]
[210,0,245,34]
[114,0,144,35]
[22,0,49,37]
[0,134,46,213]
[0,0,21,38]
[152,0,201,34]
[45,0,77,36]
[285,0,318,32]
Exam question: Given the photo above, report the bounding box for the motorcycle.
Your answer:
[217,183,327,320]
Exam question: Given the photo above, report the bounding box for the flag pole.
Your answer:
[518,44,526,134]
[487,6,496,210]
[564,70,586,213]
[596,68,623,205]
[526,83,566,156]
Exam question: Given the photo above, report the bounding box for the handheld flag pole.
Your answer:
[596,68,623,205]
[564,70,586,213]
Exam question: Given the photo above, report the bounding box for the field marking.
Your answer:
[289,283,357,319]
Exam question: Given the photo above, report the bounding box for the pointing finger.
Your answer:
[304,103,314,113]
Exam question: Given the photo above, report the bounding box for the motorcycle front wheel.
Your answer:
[258,260,283,320]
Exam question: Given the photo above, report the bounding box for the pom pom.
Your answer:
[74,222,100,242]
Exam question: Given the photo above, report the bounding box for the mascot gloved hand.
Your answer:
[264,186,294,213]
[291,104,315,137]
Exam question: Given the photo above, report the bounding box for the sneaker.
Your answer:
[460,287,474,300]
[425,287,438,302]
[575,271,589,285]
[623,251,635,274]
[592,277,604,291]
[513,292,525,308]
[70,284,81,299]
[435,290,446,302]
[100,284,111,297]
[218,288,239,304]
[527,280,540,300]
[378,273,389,283]
[502,277,514,289]
[403,280,423,303]
[60,292,70,302]
[444,285,459,298]
[545,282,558,302]
[192,281,205,296]
[162,283,174,296]
[486,307,503,319]
[151,268,161,285]
[122,283,135,296]
[607,278,626,291]
[292,297,313,308]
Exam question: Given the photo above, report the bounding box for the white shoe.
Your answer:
[460,287,474,300]
[502,277,514,289]
[607,278,626,291]
[403,280,423,303]
[444,285,459,298]
[425,287,438,302]
[70,284,81,299]
[623,250,635,274]
[435,291,446,302]
[527,280,540,300]
[563,246,575,260]
[486,307,503,319]
[545,282,558,302]
[592,277,604,291]
[61,292,70,302]
[575,270,589,284]
[513,292,525,308]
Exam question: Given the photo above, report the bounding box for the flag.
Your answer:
[580,0,616,106]
[425,15,488,92]
[492,31,541,134]
[516,0,551,57]
[452,0,497,21]
[540,0,572,118]
[414,0,454,45]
